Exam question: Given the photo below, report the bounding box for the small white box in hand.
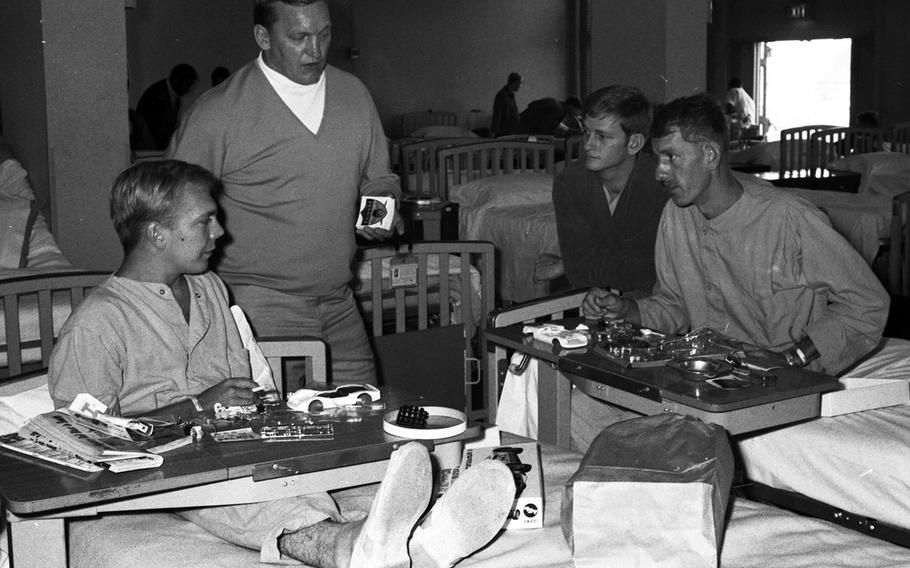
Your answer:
[355,196,395,230]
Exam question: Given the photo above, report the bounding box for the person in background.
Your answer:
[583,92,888,381]
[723,77,755,128]
[49,159,514,568]
[169,0,403,387]
[491,72,522,137]
[517,97,563,136]
[555,96,584,137]
[136,63,198,150]
[210,65,231,87]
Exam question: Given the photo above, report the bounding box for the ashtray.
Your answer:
[666,357,733,381]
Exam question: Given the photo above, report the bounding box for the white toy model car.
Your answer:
[286,384,382,413]
[522,323,589,349]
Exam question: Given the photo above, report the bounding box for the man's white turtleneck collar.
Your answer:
[256,52,326,134]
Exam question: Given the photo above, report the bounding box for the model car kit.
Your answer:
[286,384,382,413]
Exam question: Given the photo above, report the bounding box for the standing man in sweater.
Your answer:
[168,0,401,386]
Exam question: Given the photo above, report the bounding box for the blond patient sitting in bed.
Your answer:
[48,160,515,568]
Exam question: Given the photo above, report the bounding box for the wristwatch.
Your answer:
[785,337,820,367]
[783,349,802,367]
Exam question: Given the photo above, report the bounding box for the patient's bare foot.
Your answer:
[347,441,433,568]
[408,458,515,567]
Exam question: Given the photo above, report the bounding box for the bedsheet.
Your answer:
[829,151,910,197]
[737,337,910,529]
[58,435,910,568]
[451,173,558,303]
[783,188,891,264]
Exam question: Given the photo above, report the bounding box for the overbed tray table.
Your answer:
[485,318,840,447]
[0,387,478,568]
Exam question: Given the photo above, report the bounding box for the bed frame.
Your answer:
[354,241,496,421]
[437,140,555,200]
[1,271,108,378]
[2,239,498,420]
[398,137,480,199]
[396,109,458,139]
[741,480,910,548]
[0,270,328,396]
[482,290,910,549]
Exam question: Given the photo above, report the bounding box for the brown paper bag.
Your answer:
[561,413,734,567]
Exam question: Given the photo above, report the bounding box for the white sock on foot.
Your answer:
[408,458,515,567]
[349,442,432,568]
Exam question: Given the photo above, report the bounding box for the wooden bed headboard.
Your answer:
[436,140,555,200]
[397,110,458,139]
[398,137,481,198]
[1,271,109,379]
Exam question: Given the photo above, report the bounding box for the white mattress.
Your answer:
[56,438,910,568]
[737,338,910,529]
[450,173,558,303]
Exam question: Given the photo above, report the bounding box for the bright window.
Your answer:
[758,38,852,141]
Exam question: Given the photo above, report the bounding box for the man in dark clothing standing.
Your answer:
[491,72,522,137]
[136,63,198,150]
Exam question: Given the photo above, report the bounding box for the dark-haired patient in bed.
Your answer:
[49,160,514,568]
[582,94,889,448]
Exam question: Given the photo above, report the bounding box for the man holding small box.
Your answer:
[168,0,402,386]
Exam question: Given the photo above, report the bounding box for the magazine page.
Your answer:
[0,432,105,473]
[18,411,163,470]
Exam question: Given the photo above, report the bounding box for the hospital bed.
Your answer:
[484,290,910,556]
[439,139,560,304]
[2,279,910,566]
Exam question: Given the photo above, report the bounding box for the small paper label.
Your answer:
[390,255,418,288]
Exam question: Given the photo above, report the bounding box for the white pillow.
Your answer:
[24,212,71,268]
[0,381,55,435]
[0,158,35,201]
[829,151,910,176]
[449,172,553,209]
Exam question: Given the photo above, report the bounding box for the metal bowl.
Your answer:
[666,357,733,381]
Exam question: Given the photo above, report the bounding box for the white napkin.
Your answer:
[230,305,278,392]
[495,352,539,438]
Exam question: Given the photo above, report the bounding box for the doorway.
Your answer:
[756,38,852,141]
